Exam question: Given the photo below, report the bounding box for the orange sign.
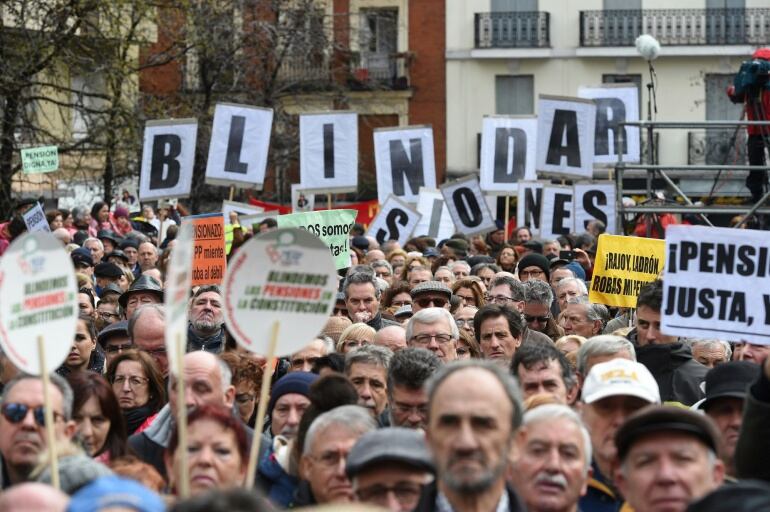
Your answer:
[189,213,226,286]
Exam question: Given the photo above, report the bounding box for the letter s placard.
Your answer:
[366,195,422,246]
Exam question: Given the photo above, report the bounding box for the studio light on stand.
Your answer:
[636,34,661,205]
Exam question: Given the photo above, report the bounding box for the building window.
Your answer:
[495,75,534,116]
[491,0,537,12]
[72,73,105,141]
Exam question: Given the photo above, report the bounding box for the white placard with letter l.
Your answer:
[300,111,358,194]
[479,116,537,194]
[536,95,596,179]
[139,119,198,201]
[540,186,574,240]
[374,125,436,205]
[440,177,497,237]
[367,195,422,246]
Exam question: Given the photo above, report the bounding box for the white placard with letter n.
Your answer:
[374,125,436,205]
[516,181,545,237]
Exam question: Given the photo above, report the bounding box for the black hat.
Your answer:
[615,405,721,462]
[97,229,122,245]
[105,250,129,263]
[346,427,434,478]
[131,221,158,239]
[517,253,550,280]
[73,230,89,247]
[351,236,369,251]
[442,239,469,258]
[71,247,94,268]
[119,238,139,251]
[522,240,543,254]
[686,479,770,512]
[118,275,164,309]
[698,361,759,411]
[467,255,495,268]
[94,262,124,279]
[100,283,123,299]
[97,321,129,347]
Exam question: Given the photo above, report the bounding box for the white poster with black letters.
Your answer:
[205,103,273,189]
[540,186,574,240]
[300,112,358,193]
[578,85,640,164]
[140,119,198,201]
[536,95,596,179]
[479,116,537,194]
[374,125,436,204]
[516,181,544,237]
[440,177,496,237]
[414,188,455,240]
[662,225,770,344]
[366,195,422,246]
[573,181,617,235]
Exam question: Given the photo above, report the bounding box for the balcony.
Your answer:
[580,8,770,47]
[348,52,411,91]
[474,11,550,49]
[276,53,333,89]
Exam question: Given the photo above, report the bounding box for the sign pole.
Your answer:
[37,336,59,491]
[245,321,279,488]
[327,193,332,210]
[229,186,235,201]
[504,196,511,240]
[175,332,190,498]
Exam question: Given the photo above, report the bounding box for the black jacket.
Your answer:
[412,482,528,512]
[629,329,707,405]
[366,312,400,332]
[186,323,225,353]
[736,369,770,481]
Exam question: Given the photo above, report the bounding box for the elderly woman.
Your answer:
[67,371,130,463]
[106,350,166,434]
[220,351,263,427]
[165,404,249,496]
[336,323,376,354]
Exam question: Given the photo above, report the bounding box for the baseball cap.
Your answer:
[582,358,661,405]
[346,427,434,478]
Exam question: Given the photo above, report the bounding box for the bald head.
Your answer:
[168,352,234,414]
[0,483,69,512]
[374,325,407,353]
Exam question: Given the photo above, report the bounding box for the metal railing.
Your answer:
[349,53,410,90]
[277,53,332,84]
[474,11,550,48]
[581,8,770,46]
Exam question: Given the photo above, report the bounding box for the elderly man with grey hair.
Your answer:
[560,297,606,339]
[0,373,77,488]
[511,404,592,512]
[449,260,471,280]
[689,338,732,368]
[406,307,459,363]
[522,279,564,341]
[298,405,377,506]
[555,277,588,312]
[343,270,400,331]
[371,259,394,285]
[388,348,441,429]
[345,344,393,419]
[575,334,636,383]
[414,359,527,512]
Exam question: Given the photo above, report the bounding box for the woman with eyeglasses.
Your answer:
[381,281,412,314]
[336,323,376,354]
[451,279,486,309]
[165,404,249,496]
[57,314,105,377]
[220,352,262,427]
[106,350,166,435]
[67,371,130,463]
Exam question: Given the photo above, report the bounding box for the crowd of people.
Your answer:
[0,198,769,512]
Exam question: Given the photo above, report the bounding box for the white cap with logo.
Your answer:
[582,358,661,404]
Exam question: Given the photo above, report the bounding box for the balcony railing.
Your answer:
[581,8,770,46]
[349,52,411,90]
[277,53,332,85]
[475,11,550,49]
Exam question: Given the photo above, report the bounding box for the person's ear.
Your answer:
[223,385,235,408]
[299,454,313,481]
[566,383,580,405]
[64,420,77,440]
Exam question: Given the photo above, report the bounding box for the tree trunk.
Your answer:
[0,95,20,219]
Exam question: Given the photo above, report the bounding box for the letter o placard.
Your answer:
[440,177,496,237]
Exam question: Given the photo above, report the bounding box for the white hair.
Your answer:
[406,307,460,340]
[522,404,592,472]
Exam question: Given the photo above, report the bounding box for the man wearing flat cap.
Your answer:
[347,427,434,512]
[615,406,725,512]
[410,281,452,314]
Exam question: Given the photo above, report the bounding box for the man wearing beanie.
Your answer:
[268,372,318,440]
[516,253,550,283]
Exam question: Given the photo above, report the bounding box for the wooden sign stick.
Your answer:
[37,336,59,491]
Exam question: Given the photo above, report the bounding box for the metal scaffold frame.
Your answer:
[615,120,770,232]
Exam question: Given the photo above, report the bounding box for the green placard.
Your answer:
[21,146,59,174]
[277,209,356,269]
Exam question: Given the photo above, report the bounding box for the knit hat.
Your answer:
[517,253,551,280]
[67,475,165,512]
[268,372,319,414]
[113,206,129,219]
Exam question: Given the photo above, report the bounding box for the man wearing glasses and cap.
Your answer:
[409,281,452,314]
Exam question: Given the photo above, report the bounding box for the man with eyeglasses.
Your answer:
[522,280,564,342]
[453,305,478,336]
[332,292,348,317]
[0,374,77,488]
[347,427,434,511]
[516,253,550,283]
[128,304,168,377]
[97,320,132,368]
[410,281,451,314]
[290,338,333,373]
[387,348,440,429]
[406,308,459,363]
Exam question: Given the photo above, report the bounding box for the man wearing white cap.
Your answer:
[578,358,660,512]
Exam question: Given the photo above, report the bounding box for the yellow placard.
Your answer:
[589,234,666,308]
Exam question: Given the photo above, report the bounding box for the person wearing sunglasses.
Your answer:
[409,281,452,314]
[0,373,77,487]
[522,280,565,342]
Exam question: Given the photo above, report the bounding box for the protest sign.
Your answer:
[165,221,194,376]
[662,226,770,344]
[539,186,574,240]
[221,200,264,224]
[441,176,496,237]
[367,195,422,246]
[21,146,59,174]
[300,112,358,193]
[536,95,596,179]
[291,184,316,213]
[573,181,617,235]
[516,181,544,236]
[0,232,78,374]
[414,187,455,240]
[139,119,197,200]
[578,84,640,164]
[22,203,51,233]
[205,103,273,189]
[589,234,665,308]
[374,125,436,204]
[479,116,537,194]
[277,209,356,269]
[189,213,226,286]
